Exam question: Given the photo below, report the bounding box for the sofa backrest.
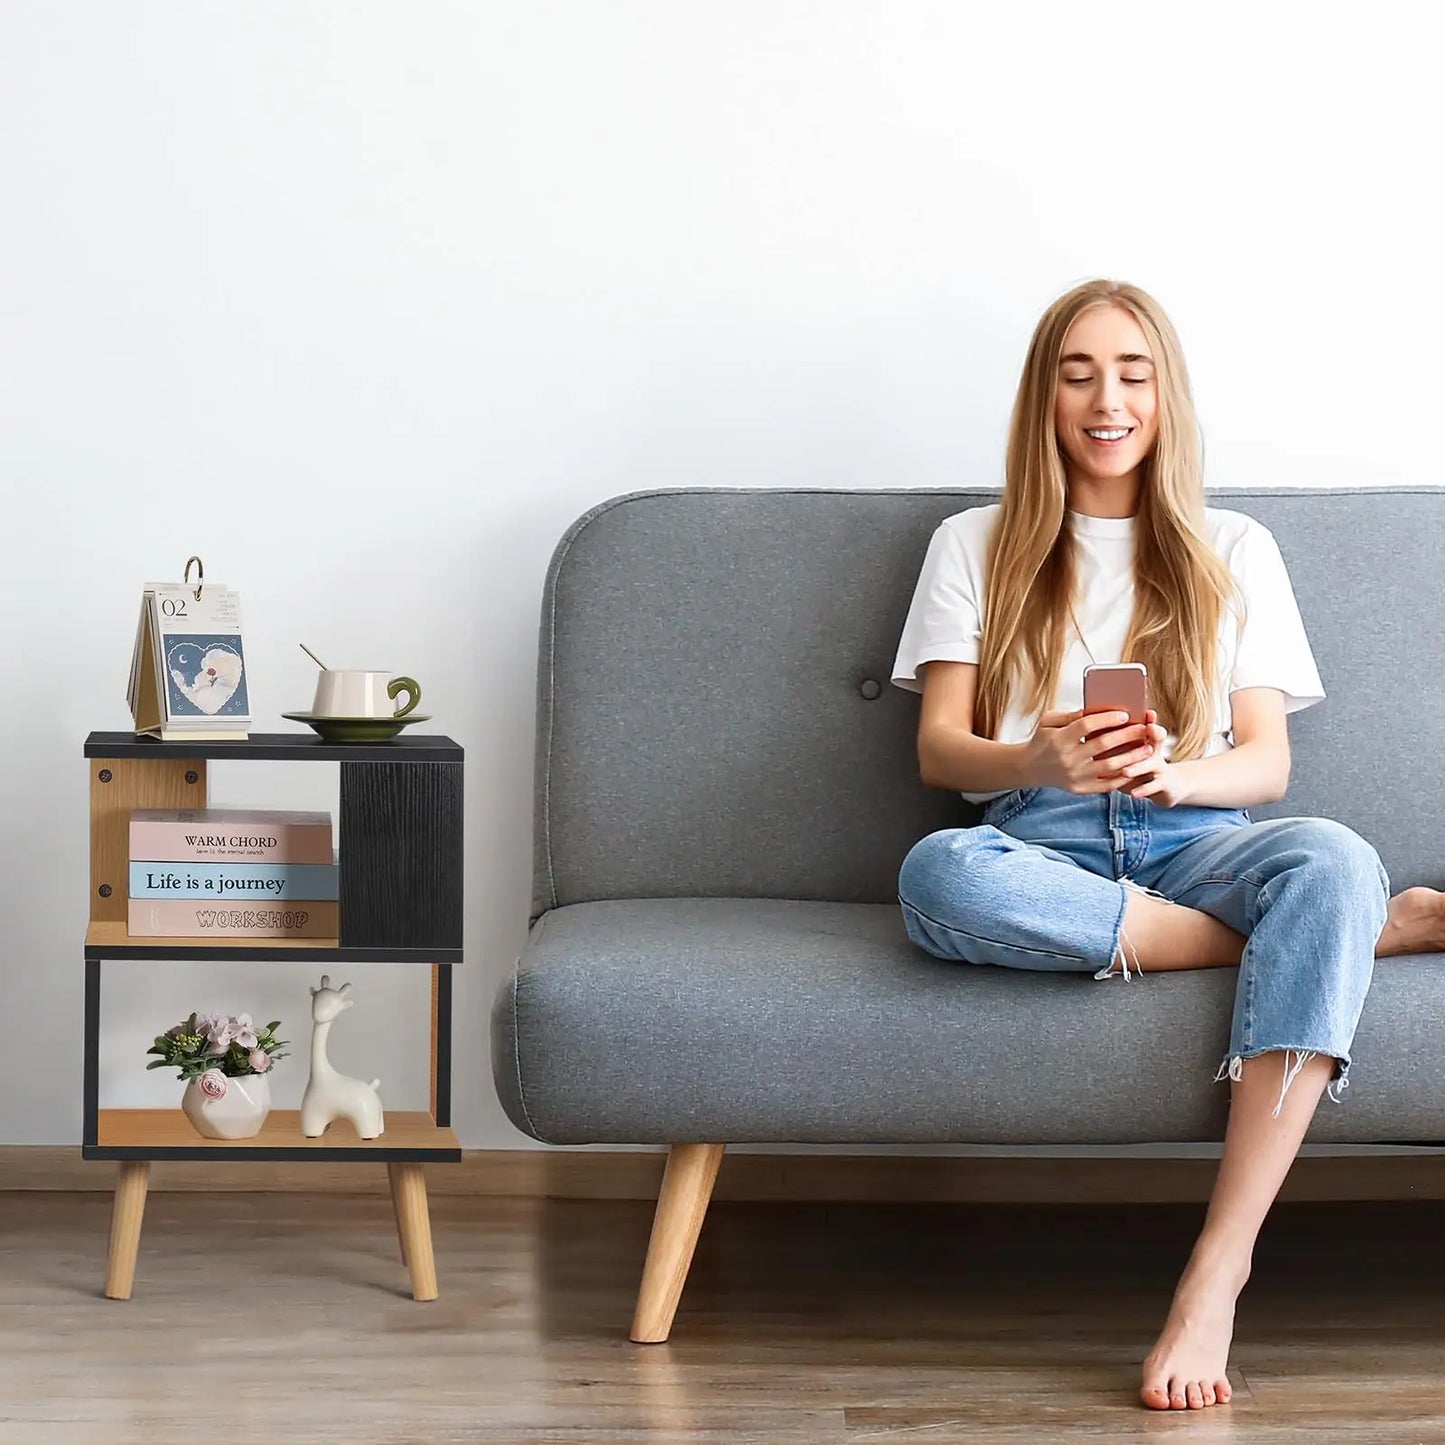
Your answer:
[531,486,1445,921]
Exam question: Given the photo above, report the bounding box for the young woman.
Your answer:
[890,278,1445,1412]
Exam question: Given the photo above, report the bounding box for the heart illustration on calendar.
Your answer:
[166,640,247,717]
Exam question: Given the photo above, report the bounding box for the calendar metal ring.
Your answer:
[184,555,204,601]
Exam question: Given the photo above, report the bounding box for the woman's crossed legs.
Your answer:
[897,811,1399,1411]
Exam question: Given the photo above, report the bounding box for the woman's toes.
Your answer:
[1169,1381,1187,1409]
[1186,1381,1204,1409]
[1140,1383,1170,1411]
[1216,1377,1233,1404]
[1201,1384,1217,1406]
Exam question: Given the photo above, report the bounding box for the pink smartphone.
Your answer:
[1082,662,1149,761]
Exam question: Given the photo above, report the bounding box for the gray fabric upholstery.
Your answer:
[496,487,1445,1145]
[493,898,1445,1145]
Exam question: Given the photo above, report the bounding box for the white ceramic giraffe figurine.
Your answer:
[300,974,385,1139]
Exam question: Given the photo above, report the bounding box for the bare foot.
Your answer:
[1140,1258,1247,1410]
[1377,887,1445,957]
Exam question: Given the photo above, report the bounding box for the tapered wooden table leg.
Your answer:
[104,1161,150,1300]
[387,1162,409,1265]
[390,1163,437,1300]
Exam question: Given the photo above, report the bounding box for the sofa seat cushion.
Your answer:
[491,897,1445,1146]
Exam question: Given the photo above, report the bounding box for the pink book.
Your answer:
[127,898,339,938]
[129,809,334,864]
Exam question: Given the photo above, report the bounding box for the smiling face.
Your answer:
[1054,304,1160,513]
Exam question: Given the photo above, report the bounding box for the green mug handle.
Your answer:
[387,676,421,719]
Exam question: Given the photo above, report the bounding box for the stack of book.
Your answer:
[127,809,338,939]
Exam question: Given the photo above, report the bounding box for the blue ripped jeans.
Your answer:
[896,786,1390,1111]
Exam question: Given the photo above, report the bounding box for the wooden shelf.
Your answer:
[81,729,462,1297]
[86,1109,460,1162]
[85,730,463,763]
[85,921,461,964]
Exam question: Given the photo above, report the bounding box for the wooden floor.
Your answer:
[1,1189,1443,1443]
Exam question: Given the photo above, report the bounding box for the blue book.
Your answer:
[129,861,339,900]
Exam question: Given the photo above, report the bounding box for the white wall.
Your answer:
[2,2,1440,1147]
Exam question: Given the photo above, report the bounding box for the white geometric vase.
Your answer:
[181,1072,271,1140]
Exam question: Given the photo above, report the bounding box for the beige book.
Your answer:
[127,898,338,938]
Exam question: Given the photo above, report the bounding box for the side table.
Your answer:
[83,730,463,1300]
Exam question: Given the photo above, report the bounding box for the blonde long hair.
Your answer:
[973,279,1243,761]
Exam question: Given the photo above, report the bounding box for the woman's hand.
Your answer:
[1024,708,1158,794]
[1107,709,1193,806]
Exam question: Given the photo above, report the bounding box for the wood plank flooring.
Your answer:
[1,1188,1443,1443]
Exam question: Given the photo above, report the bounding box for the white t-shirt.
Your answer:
[891,504,1326,802]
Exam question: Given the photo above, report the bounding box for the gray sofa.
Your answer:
[491,485,1445,1342]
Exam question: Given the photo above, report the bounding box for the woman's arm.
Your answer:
[1117,687,1291,808]
[916,661,1033,792]
[917,661,1154,795]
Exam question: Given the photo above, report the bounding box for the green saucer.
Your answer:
[282,712,432,742]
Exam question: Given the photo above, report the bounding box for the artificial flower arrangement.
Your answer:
[146,1012,289,1092]
[146,1012,291,1139]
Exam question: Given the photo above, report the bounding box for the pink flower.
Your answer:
[198,1069,228,1100]
[248,1049,270,1073]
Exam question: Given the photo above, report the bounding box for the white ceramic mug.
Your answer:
[312,670,421,719]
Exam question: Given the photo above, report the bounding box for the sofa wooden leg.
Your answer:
[630,1143,725,1343]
